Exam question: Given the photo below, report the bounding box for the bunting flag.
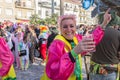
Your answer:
[82,0,94,10]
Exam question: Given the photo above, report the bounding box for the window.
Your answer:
[23,2,26,7]
[54,2,56,6]
[81,17,84,21]
[5,8,13,16]
[38,10,41,15]
[46,11,49,16]
[46,10,51,16]
[38,3,41,7]
[65,4,68,7]
[26,1,31,7]
[17,11,22,17]
[27,11,32,18]
[5,0,12,3]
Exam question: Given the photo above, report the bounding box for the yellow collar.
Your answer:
[55,35,78,50]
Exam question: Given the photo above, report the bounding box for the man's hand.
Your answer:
[101,8,112,29]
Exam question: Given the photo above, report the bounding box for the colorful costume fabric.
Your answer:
[18,41,29,70]
[38,28,48,61]
[0,37,16,80]
[40,26,104,80]
[90,27,120,80]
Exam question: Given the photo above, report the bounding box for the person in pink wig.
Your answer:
[40,8,111,80]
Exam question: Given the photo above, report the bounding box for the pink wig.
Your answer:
[57,14,76,27]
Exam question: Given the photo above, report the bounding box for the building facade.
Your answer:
[63,0,80,24]
[0,0,97,25]
[79,5,98,25]
[36,0,80,24]
[0,0,35,23]
[36,0,60,19]
[0,0,15,22]
[15,0,35,23]
[35,0,97,25]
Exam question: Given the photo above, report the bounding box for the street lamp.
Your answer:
[60,0,64,15]
[51,0,54,15]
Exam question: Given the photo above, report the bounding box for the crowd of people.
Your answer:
[0,21,49,79]
[0,8,120,80]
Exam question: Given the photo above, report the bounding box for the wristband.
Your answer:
[71,50,78,58]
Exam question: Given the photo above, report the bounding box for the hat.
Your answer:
[40,25,48,32]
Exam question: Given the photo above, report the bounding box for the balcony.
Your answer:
[38,1,51,8]
[15,15,30,21]
[38,1,60,10]
[15,1,34,10]
[74,6,79,12]
[38,0,51,4]
[15,1,21,6]
[64,4,71,10]
[46,12,51,16]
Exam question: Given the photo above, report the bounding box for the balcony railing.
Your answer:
[38,1,51,8]
[74,6,79,12]
[15,15,30,20]
[15,1,21,6]
[15,1,34,10]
